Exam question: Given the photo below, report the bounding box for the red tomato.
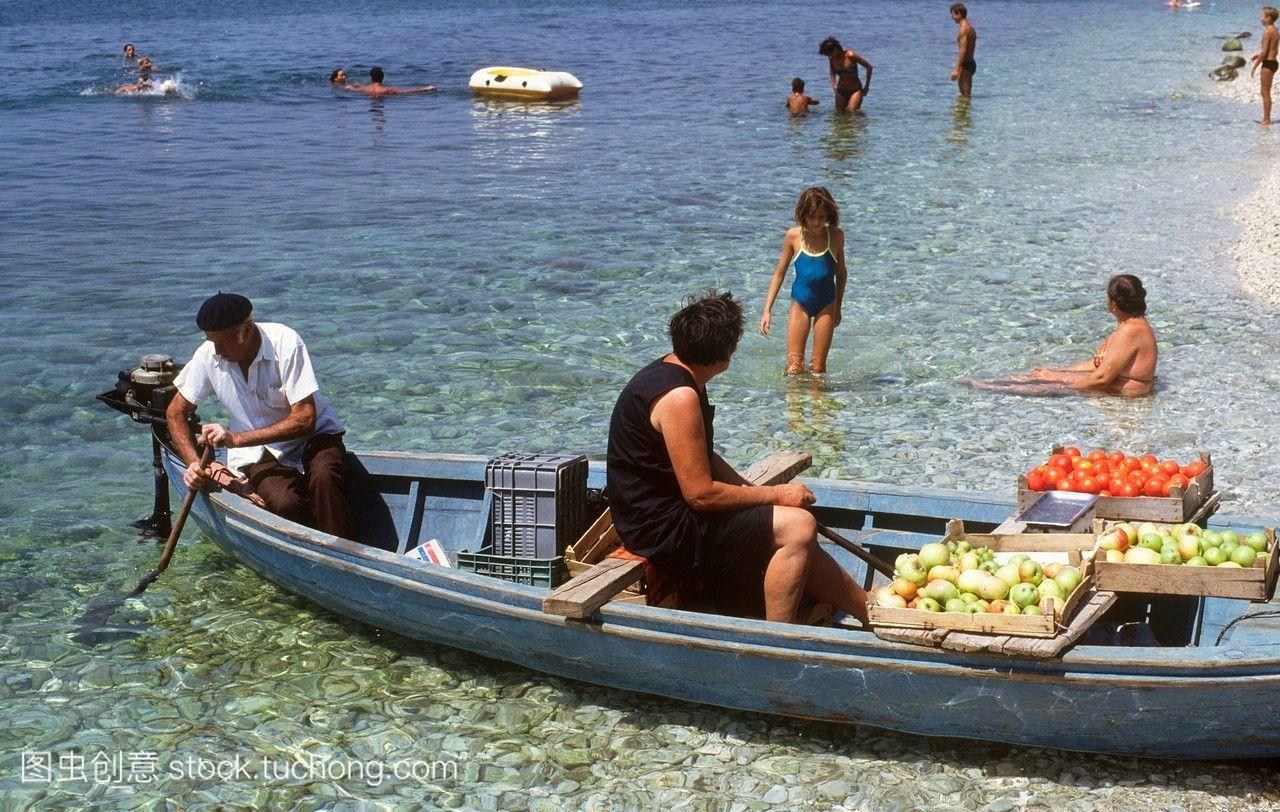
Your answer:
[1127,470,1148,485]
[1143,477,1168,498]
[1087,450,1106,463]
[1099,490,1112,497]
[1183,460,1208,478]
[1140,459,1157,473]
[1161,479,1173,498]
[1079,476,1099,494]
[1160,460,1180,477]
[1139,453,1158,465]
[1167,473,1190,492]
[1043,467,1064,486]
[1073,457,1091,471]
[1049,454,1073,472]
[1063,446,1082,458]
[1118,482,1139,498]
[1056,479,1075,492]
[1109,475,1126,492]
[1107,451,1125,466]
[1027,471,1047,492]
[1123,456,1143,472]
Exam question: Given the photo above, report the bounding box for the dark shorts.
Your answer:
[696,505,776,618]
[1264,59,1279,73]
[962,58,977,74]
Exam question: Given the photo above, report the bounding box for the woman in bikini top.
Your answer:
[1037,274,1158,396]
[818,36,872,110]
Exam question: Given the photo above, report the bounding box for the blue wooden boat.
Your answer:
[152,443,1280,760]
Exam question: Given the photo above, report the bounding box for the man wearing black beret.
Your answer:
[166,293,354,539]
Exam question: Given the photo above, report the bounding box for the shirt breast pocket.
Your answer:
[257,366,289,409]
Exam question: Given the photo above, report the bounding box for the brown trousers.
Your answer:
[243,433,355,540]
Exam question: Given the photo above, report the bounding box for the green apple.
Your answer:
[1176,536,1201,562]
[945,598,968,613]
[995,564,1022,588]
[1022,605,1043,616]
[1018,560,1044,586]
[1230,546,1257,567]
[1220,540,1239,557]
[1220,530,1240,546]
[1245,532,1269,553]
[1009,582,1039,608]
[1185,556,1208,567]
[965,604,984,614]
[1160,546,1181,565]
[918,543,951,571]
[1217,561,1243,568]
[1139,534,1164,552]
[1037,579,1065,601]
[1007,554,1030,568]
[1203,547,1227,566]
[1054,566,1083,594]
[917,597,943,611]
[1200,531,1221,548]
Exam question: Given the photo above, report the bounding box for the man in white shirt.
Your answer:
[166,293,354,539]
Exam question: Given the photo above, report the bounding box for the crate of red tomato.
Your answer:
[1019,447,1216,524]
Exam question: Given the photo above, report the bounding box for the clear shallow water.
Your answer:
[3,0,1280,806]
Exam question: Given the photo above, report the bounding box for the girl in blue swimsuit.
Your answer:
[759,187,848,374]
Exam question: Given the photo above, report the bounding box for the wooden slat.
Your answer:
[396,480,425,555]
[868,603,1059,637]
[740,451,813,487]
[541,558,645,618]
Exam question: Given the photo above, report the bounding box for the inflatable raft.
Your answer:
[469,67,582,101]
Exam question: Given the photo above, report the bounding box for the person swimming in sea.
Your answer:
[329,68,348,87]
[759,187,848,374]
[818,36,873,112]
[345,66,437,96]
[968,274,1158,397]
[123,43,137,61]
[786,77,820,115]
[950,3,977,99]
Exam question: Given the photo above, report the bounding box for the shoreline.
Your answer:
[1212,71,1280,307]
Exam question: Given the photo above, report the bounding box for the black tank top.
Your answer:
[606,357,715,571]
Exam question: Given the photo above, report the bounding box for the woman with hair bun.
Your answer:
[969,275,1158,397]
[818,36,873,112]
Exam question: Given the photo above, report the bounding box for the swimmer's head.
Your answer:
[138,57,153,71]
[330,68,346,84]
[124,43,136,58]
[794,186,840,230]
[370,66,384,83]
[1264,6,1279,23]
[791,77,805,93]
[1107,274,1147,317]
[669,289,744,367]
[950,3,968,20]
[818,37,842,57]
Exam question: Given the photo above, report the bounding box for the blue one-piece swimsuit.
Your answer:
[790,227,838,317]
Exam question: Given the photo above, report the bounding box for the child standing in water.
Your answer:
[786,77,820,115]
[759,187,847,374]
[1250,6,1279,126]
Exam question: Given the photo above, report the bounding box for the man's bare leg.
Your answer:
[959,67,974,98]
[763,506,818,623]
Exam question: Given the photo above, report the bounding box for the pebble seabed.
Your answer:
[2,538,1279,810]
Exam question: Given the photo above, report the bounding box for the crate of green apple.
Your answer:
[1085,521,1280,601]
[1018,447,1215,523]
[869,534,1091,638]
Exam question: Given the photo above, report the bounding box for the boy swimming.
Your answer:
[786,77,820,115]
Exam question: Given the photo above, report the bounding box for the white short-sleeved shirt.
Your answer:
[174,322,344,476]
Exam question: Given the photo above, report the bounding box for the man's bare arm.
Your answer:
[201,396,316,450]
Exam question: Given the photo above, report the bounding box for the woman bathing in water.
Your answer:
[970,275,1157,397]
[760,187,848,375]
[818,36,873,112]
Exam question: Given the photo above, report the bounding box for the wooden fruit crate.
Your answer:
[868,520,1095,638]
[1082,526,1279,602]
[1017,450,1216,523]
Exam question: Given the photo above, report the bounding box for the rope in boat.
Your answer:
[1214,609,1280,646]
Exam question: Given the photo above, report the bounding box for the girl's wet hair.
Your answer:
[330,69,344,83]
[818,37,842,56]
[794,186,840,229]
[669,289,744,365]
[1108,274,1147,316]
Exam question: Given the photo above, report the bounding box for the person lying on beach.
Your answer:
[123,43,136,60]
[950,3,977,99]
[786,77,820,115]
[345,66,437,96]
[1249,6,1279,126]
[329,68,348,86]
[818,36,872,112]
[967,275,1158,398]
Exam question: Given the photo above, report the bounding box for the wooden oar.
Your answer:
[815,521,896,579]
[131,444,214,595]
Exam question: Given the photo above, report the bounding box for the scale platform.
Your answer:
[1001,491,1100,534]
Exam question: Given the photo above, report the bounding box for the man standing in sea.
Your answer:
[166,293,355,539]
[950,3,977,99]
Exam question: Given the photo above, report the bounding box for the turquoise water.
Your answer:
[3,0,1280,806]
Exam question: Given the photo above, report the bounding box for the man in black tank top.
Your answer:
[606,291,868,625]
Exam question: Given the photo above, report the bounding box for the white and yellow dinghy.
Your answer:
[468,66,582,101]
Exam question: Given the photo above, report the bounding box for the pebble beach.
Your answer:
[3,0,1280,807]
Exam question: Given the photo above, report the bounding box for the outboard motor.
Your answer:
[99,354,198,538]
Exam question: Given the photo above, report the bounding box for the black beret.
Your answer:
[196,292,253,331]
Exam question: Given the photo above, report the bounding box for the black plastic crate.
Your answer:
[455,545,565,589]
[485,452,588,559]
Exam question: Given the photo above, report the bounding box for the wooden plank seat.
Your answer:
[544,451,813,619]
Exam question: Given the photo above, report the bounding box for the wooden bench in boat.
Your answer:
[543,451,813,619]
